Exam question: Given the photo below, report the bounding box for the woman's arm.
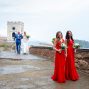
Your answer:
[53,38,61,53]
[65,39,67,57]
[73,42,77,53]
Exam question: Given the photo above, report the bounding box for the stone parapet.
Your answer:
[30,46,89,74]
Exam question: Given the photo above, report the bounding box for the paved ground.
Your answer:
[0,51,89,89]
[0,51,45,60]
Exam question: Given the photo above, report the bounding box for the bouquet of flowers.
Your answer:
[73,43,80,49]
[61,43,67,50]
[26,35,30,39]
[51,38,55,44]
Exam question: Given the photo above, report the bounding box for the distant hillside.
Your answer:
[0,37,89,49]
[75,39,89,49]
[29,39,89,48]
[29,41,52,47]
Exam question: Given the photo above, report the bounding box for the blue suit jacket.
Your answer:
[15,34,23,44]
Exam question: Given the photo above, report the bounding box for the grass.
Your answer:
[0,43,15,50]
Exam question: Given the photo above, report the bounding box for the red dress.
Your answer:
[51,39,66,83]
[65,39,79,81]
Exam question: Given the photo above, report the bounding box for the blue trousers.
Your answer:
[16,42,21,54]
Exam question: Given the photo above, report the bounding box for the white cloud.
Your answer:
[0,0,89,42]
[0,0,89,13]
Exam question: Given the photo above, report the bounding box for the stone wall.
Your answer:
[30,46,55,60]
[30,46,89,74]
[7,21,24,41]
[75,49,89,73]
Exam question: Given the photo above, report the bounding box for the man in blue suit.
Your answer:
[15,32,23,54]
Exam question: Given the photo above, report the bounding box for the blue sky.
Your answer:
[0,0,89,43]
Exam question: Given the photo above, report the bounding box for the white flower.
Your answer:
[61,43,67,50]
[73,43,80,49]
[51,38,55,44]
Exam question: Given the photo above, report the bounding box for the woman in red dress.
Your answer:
[65,31,79,81]
[51,31,66,83]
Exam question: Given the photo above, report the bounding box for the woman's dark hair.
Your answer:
[56,31,62,40]
[65,31,74,41]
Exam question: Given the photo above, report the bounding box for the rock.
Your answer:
[75,58,79,63]
[78,60,89,70]
[75,54,83,59]
[75,63,79,69]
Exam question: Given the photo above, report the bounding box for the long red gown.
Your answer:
[65,39,79,81]
[51,39,66,83]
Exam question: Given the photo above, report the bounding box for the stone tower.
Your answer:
[7,21,24,41]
